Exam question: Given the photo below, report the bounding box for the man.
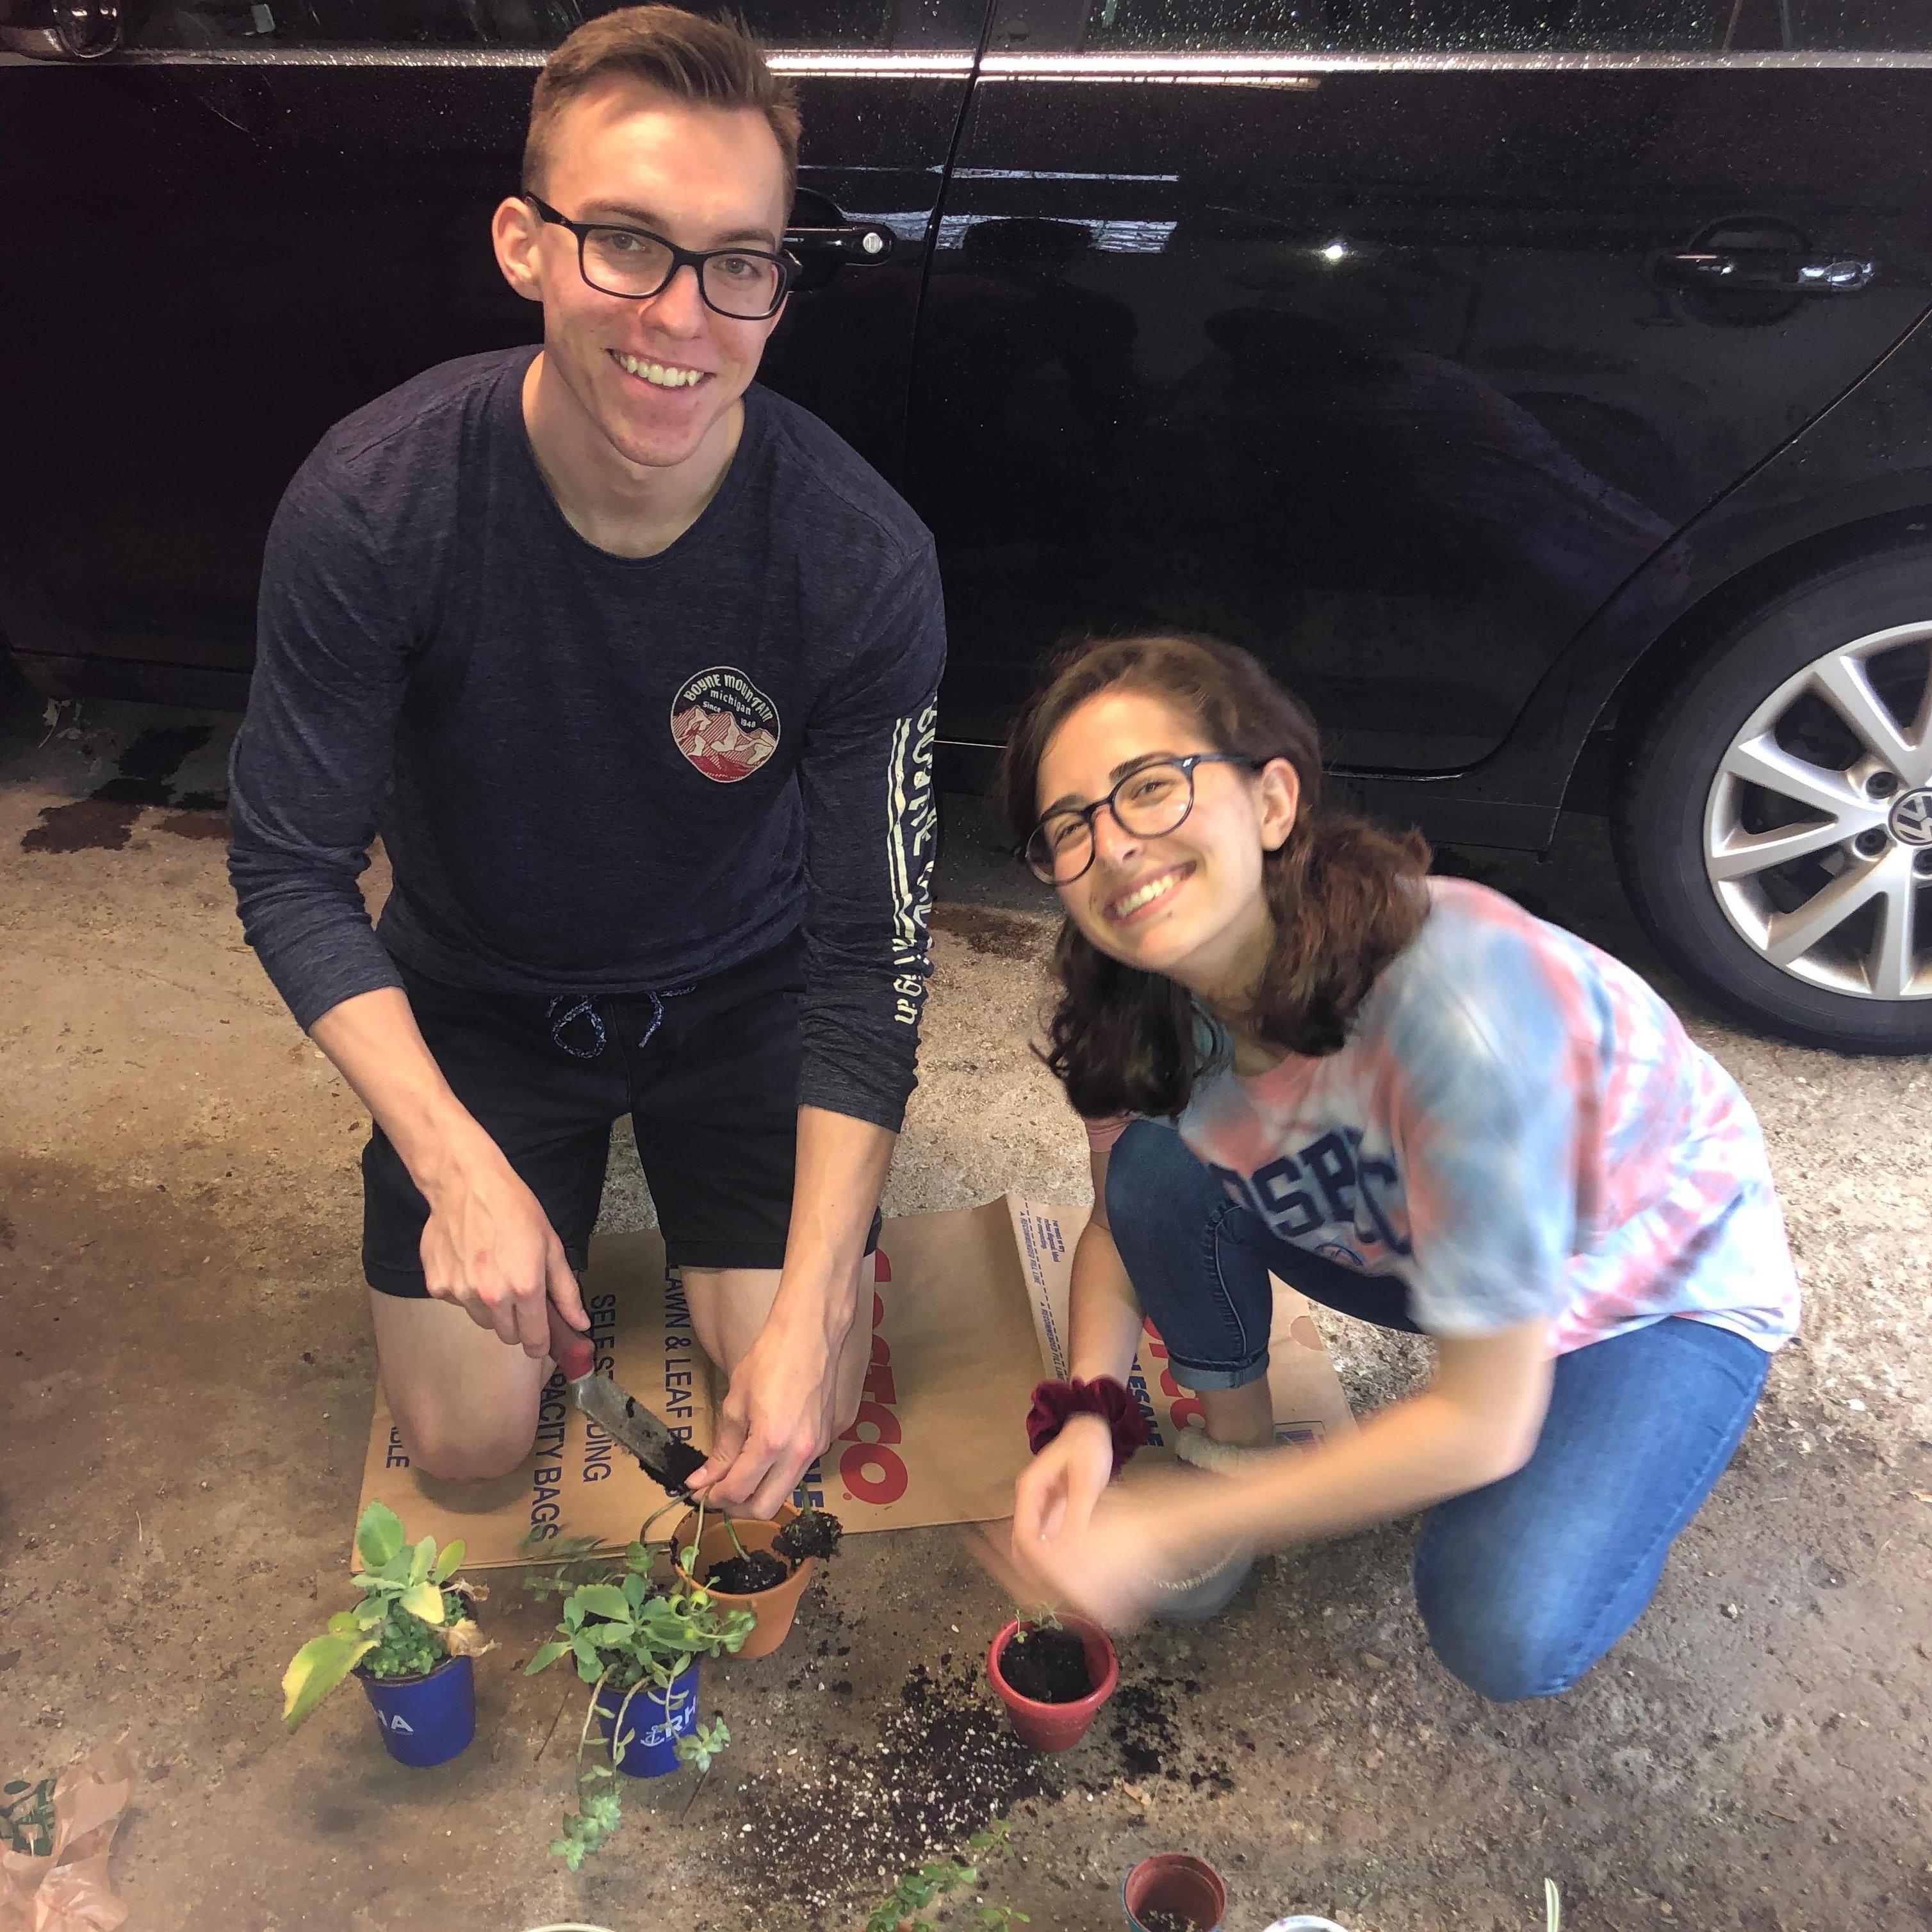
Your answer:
[228,6,942,1521]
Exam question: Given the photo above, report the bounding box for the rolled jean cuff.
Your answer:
[1161,1349,1272,1393]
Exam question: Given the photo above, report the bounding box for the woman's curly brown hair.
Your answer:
[995,633,1432,1120]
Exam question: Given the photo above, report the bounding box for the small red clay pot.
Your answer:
[986,1614,1119,1752]
[1122,1852,1228,1931]
[671,1502,818,1660]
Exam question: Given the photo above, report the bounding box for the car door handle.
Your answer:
[1655,250,1876,295]
[783,224,897,266]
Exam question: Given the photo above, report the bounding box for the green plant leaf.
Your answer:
[400,1580,446,1624]
[526,1639,572,1676]
[355,1500,405,1570]
[431,1538,466,1584]
[354,1601,388,1629]
[407,1535,436,1587]
[572,1632,600,1677]
[573,1583,633,1621]
[282,1632,378,1731]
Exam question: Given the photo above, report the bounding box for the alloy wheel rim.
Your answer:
[1703,619,1932,1002]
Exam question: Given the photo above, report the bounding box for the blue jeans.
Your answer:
[1106,1119,1772,1702]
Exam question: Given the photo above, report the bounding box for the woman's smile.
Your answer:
[1099,861,1195,928]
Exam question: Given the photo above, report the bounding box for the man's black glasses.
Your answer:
[523,193,796,320]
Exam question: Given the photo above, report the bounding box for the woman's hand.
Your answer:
[1012,1466,1252,1632]
[1013,1412,1116,1546]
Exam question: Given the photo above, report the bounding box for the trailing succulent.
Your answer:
[863,1821,1030,1932]
[525,1527,755,1869]
[282,1502,489,1733]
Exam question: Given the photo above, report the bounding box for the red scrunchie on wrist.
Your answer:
[1026,1375,1152,1477]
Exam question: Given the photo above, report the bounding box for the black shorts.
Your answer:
[363,933,877,1294]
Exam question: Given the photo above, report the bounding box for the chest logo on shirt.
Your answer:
[671,666,780,783]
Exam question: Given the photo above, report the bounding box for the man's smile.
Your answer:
[610,348,708,389]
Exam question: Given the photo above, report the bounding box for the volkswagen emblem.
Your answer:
[1890,786,1932,847]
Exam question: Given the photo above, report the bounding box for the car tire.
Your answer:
[1613,544,1932,1054]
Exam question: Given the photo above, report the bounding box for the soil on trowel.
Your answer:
[772,1507,844,1563]
[707,1548,790,1594]
[629,1399,707,1495]
[999,1625,1092,1704]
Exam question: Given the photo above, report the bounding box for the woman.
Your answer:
[1001,633,1796,1701]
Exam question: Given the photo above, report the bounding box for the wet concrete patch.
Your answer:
[20,725,216,853]
[930,905,1052,960]
[156,809,229,842]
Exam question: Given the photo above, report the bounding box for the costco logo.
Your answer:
[837,1250,908,1506]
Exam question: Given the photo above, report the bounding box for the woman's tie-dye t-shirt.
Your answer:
[1085,878,1799,1355]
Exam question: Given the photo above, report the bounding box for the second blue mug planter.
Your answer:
[594,1660,700,1778]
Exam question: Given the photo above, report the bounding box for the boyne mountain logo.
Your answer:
[671,666,780,783]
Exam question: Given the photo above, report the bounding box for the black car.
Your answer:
[3,0,1930,1051]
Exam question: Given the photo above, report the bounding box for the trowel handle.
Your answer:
[546,1300,596,1384]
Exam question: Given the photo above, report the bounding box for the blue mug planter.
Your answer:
[594,1661,700,1778]
[357,1654,475,1767]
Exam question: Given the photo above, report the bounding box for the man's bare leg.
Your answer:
[370,1289,553,1482]
[684,1252,874,1448]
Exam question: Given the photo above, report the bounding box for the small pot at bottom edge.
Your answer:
[1122,1851,1229,1932]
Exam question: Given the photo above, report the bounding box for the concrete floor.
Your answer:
[2,691,1928,1932]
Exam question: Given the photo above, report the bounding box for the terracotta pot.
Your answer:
[1122,1853,1228,1931]
[671,1502,817,1659]
[986,1614,1119,1753]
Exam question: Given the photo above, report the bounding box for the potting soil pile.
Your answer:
[357,1194,1352,1568]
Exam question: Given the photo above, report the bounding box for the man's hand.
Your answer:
[419,1158,589,1359]
[1012,1412,1115,1547]
[689,1306,850,1521]
[309,985,591,1363]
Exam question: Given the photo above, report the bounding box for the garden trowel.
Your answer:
[546,1303,706,1494]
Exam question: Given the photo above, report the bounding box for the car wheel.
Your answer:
[1614,544,1932,1054]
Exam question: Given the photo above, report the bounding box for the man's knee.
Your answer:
[393,1405,537,1484]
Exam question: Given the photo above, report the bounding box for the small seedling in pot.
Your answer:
[526,1532,754,1867]
[281,1502,488,1731]
[997,1608,1092,1707]
[1006,1603,1062,1641]
[863,1819,1029,1932]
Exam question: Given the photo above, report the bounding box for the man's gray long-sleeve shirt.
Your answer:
[228,347,944,1133]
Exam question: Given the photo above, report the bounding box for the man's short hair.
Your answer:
[523,6,803,208]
